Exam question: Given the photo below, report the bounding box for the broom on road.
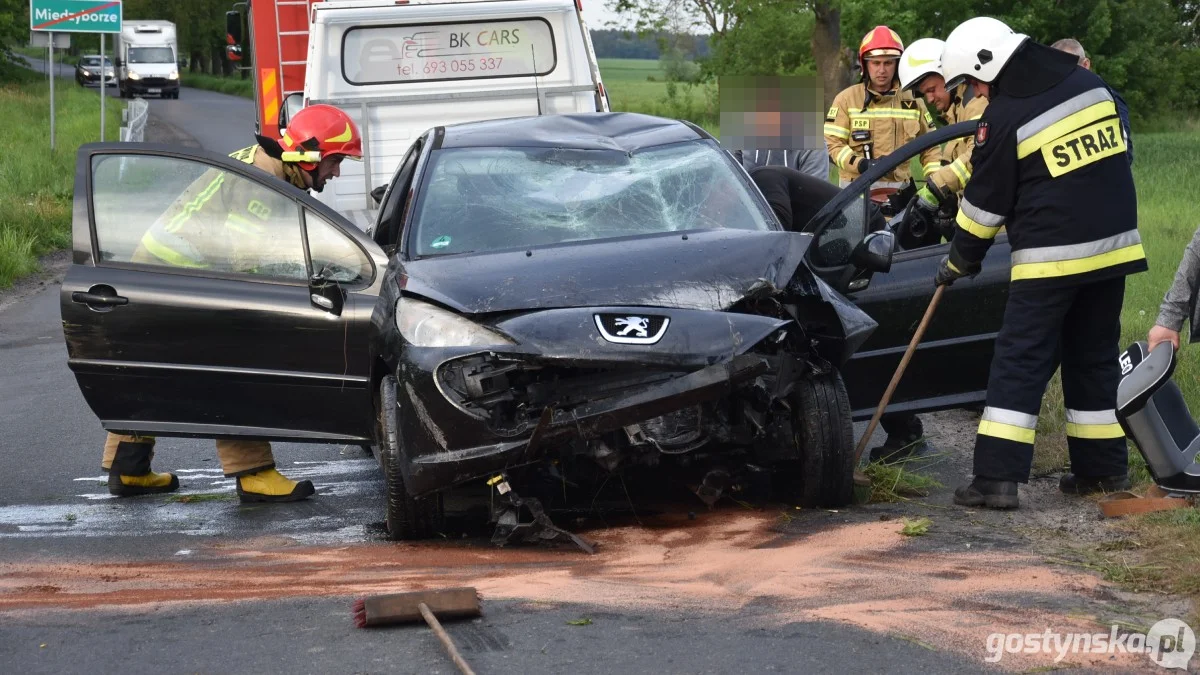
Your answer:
[353,587,482,675]
[852,285,946,500]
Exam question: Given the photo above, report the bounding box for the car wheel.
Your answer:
[378,374,443,540]
[778,370,855,508]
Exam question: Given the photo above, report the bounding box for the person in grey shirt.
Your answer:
[1149,225,1200,350]
[720,75,832,182]
[733,146,830,181]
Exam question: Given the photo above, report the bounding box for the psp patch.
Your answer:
[975,121,989,147]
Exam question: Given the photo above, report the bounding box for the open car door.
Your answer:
[802,122,1013,420]
[61,143,389,442]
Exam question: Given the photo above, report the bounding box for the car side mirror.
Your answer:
[370,185,387,206]
[280,92,303,132]
[226,11,243,46]
[850,230,894,274]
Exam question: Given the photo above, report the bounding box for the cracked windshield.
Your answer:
[411,140,774,256]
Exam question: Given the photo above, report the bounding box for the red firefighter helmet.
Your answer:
[859,25,905,77]
[279,104,363,171]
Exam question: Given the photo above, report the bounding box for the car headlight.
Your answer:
[80,69,91,76]
[168,71,179,80]
[396,297,514,347]
[128,72,141,80]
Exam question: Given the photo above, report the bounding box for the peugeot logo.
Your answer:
[594,313,669,345]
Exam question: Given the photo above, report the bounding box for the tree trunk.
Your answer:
[211,47,225,75]
[191,50,203,73]
[812,0,850,109]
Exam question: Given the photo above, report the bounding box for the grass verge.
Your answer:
[180,72,254,99]
[0,61,123,288]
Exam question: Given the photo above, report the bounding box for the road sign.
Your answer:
[28,30,70,48]
[30,0,122,34]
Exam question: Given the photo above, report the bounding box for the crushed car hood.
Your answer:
[402,229,813,314]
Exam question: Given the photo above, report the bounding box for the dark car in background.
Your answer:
[61,113,1011,540]
[75,55,115,87]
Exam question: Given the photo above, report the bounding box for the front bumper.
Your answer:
[397,353,772,496]
[124,79,178,95]
[79,72,116,85]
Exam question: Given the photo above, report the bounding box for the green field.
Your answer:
[0,63,123,288]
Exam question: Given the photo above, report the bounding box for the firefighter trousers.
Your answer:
[973,276,1128,483]
[101,432,276,477]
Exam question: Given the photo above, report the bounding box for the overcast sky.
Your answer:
[581,1,635,31]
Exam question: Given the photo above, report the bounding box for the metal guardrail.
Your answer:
[119,98,149,142]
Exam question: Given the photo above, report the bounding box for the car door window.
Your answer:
[374,141,422,249]
[306,209,374,286]
[91,154,307,281]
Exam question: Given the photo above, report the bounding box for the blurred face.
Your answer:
[917,74,951,112]
[751,110,781,137]
[866,57,898,91]
[971,79,992,99]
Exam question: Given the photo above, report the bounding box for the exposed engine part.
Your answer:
[437,353,683,435]
[695,468,731,507]
[489,474,596,554]
[693,464,773,508]
[587,439,622,473]
[634,406,708,455]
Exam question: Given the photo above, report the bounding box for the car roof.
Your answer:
[436,112,707,152]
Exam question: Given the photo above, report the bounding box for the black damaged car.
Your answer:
[62,113,1011,540]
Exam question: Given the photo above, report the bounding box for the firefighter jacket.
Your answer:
[948,42,1146,289]
[927,84,988,196]
[824,82,941,187]
[134,145,310,271]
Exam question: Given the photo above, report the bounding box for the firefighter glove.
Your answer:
[935,255,978,287]
[857,157,871,174]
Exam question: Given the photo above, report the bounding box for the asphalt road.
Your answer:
[22,56,256,154]
[0,67,982,673]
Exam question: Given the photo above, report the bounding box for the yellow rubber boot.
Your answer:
[236,468,315,503]
[108,441,180,497]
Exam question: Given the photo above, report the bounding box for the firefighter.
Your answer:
[934,18,1146,509]
[897,37,989,241]
[102,104,364,503]
[824,26,942,190]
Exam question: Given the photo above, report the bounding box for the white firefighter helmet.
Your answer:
[899,38,946,92]
[942,17,1029,88]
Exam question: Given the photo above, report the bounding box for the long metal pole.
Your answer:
[100,33,105,141]
[49,31,55,152]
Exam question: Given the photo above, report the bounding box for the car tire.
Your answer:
[378,374,443,540]
[779,370,855,508]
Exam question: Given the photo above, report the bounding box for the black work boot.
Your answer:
[870,414,929,464]
[108,441,180,497]
[953,477,1019,509]
[1059,473,1130,495]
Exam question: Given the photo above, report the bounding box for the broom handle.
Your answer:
[852,284,946,467]
[419,602,476,675]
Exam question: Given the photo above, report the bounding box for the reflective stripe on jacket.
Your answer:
[824,82,941,186]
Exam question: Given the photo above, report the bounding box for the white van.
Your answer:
[289,0,609,227]
[115,20,180,99]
